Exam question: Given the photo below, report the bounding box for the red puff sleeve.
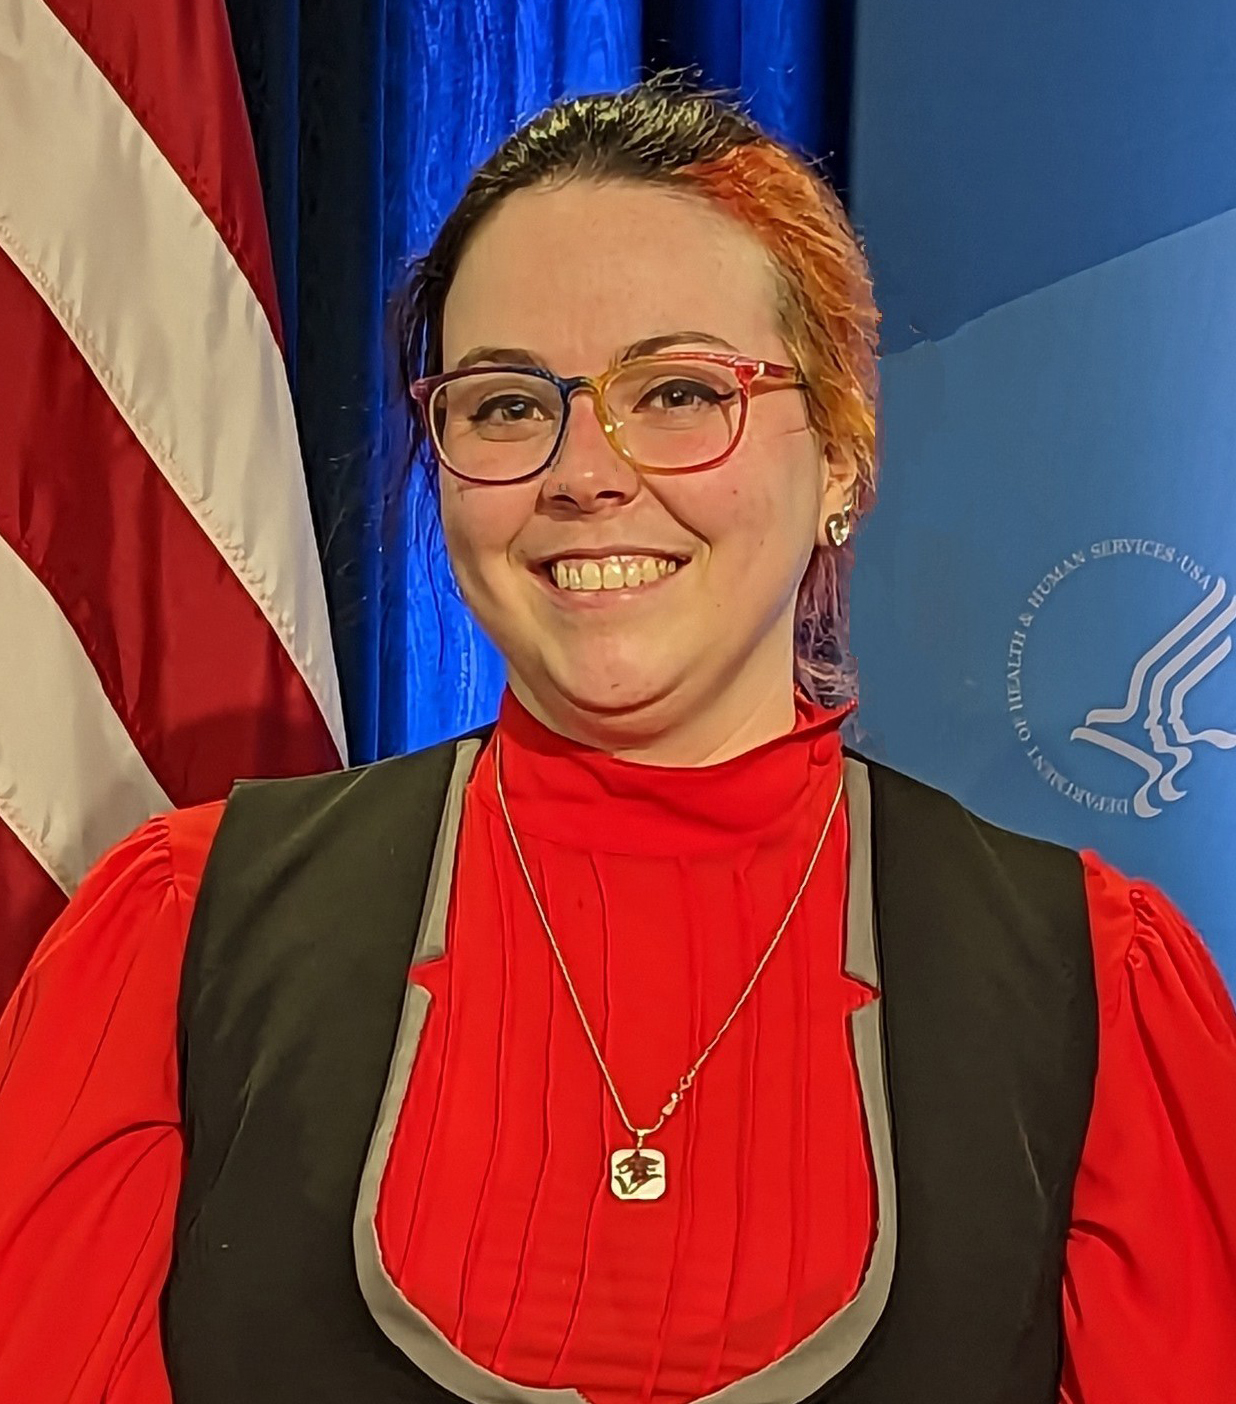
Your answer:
[0,805,220,1404]
[1062,855,1236,1402]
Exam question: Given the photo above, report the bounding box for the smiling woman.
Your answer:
[392,88,877,764]
[2,80,1236,1404]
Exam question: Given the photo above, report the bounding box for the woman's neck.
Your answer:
[505,671,801,768]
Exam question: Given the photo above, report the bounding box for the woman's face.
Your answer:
[438,178,848,749]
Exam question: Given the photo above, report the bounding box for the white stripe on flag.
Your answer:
[0,0,347,760]
[0,534,170,892]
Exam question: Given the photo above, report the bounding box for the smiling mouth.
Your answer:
[542,554,687,593]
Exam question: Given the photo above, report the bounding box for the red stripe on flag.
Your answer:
[0,256,339,803]
[0,829,67,1015]
[43,0,284,349]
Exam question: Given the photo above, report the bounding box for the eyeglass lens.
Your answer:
[429,358,745,480]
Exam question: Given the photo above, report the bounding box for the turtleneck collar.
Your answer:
[472,688,851,857]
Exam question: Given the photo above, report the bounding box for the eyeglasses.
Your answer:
[410,352,806,484]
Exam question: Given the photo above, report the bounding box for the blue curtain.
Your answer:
[224,0,853,760]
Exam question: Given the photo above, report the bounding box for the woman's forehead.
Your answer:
[441,179,784,369]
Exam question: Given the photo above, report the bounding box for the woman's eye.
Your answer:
[637,379,727,413]
[470,395,548,424]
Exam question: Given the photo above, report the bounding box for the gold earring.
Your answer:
[824,504,853,548]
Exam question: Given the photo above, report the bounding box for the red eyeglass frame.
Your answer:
[409,351,807,484]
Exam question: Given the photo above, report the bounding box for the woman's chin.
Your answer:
[535,655,688,726]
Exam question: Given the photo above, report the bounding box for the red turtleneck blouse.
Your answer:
[1,692,1235,1403]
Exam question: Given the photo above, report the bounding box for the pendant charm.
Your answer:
[610,1147,666,1200]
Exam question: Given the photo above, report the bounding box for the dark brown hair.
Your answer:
[389,77,879,705]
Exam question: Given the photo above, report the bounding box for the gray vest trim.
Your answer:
[353,748,896,1404]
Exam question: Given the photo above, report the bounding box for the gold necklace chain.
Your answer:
[493,735,846,1200]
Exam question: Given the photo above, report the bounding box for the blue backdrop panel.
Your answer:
[851,0,1236,975]
[852,0,1236,352]
[851,192,1236,972]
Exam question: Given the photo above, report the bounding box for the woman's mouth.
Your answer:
[542,554,686,593]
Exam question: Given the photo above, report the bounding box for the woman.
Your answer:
[1,82,1234,1404]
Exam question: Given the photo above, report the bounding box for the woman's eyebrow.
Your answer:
[453,346,548,370]
[620,331,739,361]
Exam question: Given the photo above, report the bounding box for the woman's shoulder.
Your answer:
[849,750,1080,873]
[0,802,227,1160]
[224,728,488,809]
[120,799,228,909]
[47,799,224,945]
[163,798,228,892]
[9,801,226,1011]
[850,752,1231,1013]
[1079,851,1233,1027]
[169,736,489,912]
[853,754,1221,971]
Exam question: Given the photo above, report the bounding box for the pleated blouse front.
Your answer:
[376,690,875,1404]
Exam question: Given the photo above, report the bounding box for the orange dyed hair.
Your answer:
[677,143,879,704]
[392,80,880,705]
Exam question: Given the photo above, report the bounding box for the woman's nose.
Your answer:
[540,388,640,511]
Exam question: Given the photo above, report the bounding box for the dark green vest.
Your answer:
[164,734,1096,1403]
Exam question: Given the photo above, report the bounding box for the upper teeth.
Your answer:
[550,555,679,591]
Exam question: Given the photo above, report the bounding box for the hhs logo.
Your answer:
[1006,541,1235,818]
[1071,576,1236,817]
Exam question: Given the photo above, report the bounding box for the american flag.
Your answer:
[0,0,347,1007]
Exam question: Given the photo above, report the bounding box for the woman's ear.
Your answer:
[816,440,861,548]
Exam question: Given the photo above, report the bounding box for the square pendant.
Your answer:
[610,1147,666,1200]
